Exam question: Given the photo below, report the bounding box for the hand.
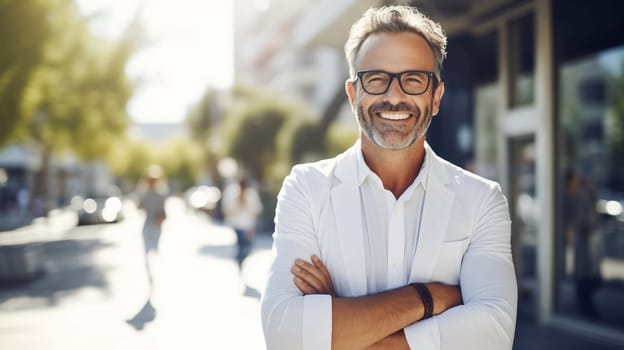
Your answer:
[291,255,336,296]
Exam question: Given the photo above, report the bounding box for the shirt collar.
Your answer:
[355,142,429,190]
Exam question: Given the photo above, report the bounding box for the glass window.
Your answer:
[473,31,500,181]
[508,13,535,108]
[509,136,538,320]
[556,45,624,331]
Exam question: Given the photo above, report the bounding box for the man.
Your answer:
[261,5,517,350]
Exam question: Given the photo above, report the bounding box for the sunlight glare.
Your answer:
[75,0,234,124]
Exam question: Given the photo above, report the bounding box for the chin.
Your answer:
[371,137,417,151]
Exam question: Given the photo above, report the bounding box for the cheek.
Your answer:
[422,105,431,119]
[356,94,374,114]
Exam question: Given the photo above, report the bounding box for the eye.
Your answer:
[403,73,426,85]
[363,72,388,84]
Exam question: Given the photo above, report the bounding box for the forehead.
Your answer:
[356,31,436,72]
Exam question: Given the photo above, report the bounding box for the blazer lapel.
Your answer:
[330,146,367,296]
[410,144,455,282]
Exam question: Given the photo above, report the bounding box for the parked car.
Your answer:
[71,193,124,225]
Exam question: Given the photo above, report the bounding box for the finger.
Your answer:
[294,276,317,295]
[294,259,328,287]
[311,255,334,291]
[291,264,324,291]
[311,256,336,296]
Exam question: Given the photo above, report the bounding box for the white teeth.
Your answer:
[379,113,410,120]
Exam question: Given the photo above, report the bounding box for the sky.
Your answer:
[75,0,234,124]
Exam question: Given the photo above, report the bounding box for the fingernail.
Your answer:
[312,255,319,261]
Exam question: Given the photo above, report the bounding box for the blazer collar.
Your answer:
[329,141,367,295]
[410,141,455,282]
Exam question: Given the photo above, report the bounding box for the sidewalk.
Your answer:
[0,207,77,242]
[0,199,269,349]
[0,208,77,284]
[0,213,32,232]
[514,315,621,349]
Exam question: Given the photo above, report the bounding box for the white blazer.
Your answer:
[261,142,517,350]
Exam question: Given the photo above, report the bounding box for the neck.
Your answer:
[360,136,426,198]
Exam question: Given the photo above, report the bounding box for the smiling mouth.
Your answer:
[377,112,411,120]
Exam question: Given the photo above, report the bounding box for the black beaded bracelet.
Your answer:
[411,282,433,320]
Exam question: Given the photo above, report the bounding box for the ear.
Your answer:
[345,79,357,112]
[432,81,445,116]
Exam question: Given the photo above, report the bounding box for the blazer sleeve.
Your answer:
[404,182,517,349]
[261,166,333,350]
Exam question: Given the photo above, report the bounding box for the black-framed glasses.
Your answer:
[355,70,437,95]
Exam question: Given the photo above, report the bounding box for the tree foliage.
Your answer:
[108,137,155,187]
[0,0,140,159]
[187,88,219,144]
[218,85,321,182]
[0,0,57,145]
[159,137,203,191]
[325,121,359,157]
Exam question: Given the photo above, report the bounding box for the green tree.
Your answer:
[0,0,58,145]
[325,121,359,157]
[185,88,223,187]
[187,88,219,143]
[108,138,155,187]
[219,85,314,182]
[221,100,290,182]
[1,0,141,207]
[27,3,139,160]
[159,137,203,192]
[0,0,140,159]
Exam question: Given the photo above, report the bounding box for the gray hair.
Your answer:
[344,6,447,80]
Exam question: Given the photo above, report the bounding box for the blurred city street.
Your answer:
[0,197,271,350]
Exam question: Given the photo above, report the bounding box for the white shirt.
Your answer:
[222,183,263,231]
[261,142,517,350]
[356,147,427,292]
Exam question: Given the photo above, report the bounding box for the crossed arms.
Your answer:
[261,168,517,350]
[292,255,462,349]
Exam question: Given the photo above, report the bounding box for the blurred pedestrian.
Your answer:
[138,165,167,295]
[564,169,602,318]
[222,175,263,270]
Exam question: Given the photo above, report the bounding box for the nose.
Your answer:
[383,76,407,105]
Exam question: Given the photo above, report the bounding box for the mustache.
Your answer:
[369,101,419,115]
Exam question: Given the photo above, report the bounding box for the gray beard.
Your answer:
[356,102,432,151]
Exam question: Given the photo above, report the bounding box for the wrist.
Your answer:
[425,282,463,315]
[410,282,433,320]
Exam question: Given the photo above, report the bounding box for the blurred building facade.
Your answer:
[235,0,624,346]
